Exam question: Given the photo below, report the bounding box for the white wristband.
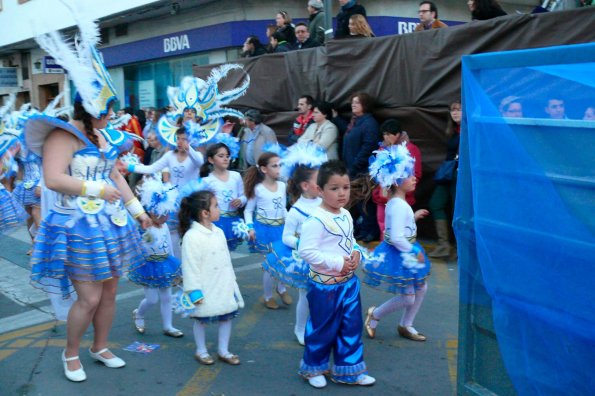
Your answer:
[82,181,104,199]
[125,198,145,219]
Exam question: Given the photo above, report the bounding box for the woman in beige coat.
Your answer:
[179,191,245,366]
[298,102,339,160]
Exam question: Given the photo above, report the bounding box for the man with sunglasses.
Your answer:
[414,1,448,31]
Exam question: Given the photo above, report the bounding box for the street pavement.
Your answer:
[0,226,458,395]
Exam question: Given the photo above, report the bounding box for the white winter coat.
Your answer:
[181,221,244,318]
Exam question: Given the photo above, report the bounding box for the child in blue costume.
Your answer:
[130,177,183,338]
[26,7,151,382]
[12,144,42,237]
[362,143,431,341]
[298,160,375,388]
[243,151,291,309]
[263,142,327,344]
[201,142,246,251]
[0,135,27,234]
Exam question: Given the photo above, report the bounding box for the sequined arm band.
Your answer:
[81,181,105,199]
[125,198,146,219]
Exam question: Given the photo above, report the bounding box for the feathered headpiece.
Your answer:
[156,64,250,148]
[137,177,179,217]
[280,142,328,179]
[212,133,240,160]
[42,93,71,118]
[262,142,287,157]
[34,1,117,118]
[368,143,415,189]
[177,178,211,203]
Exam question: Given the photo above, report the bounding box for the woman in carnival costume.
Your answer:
[263,142,327,344]
[27,4,151,382]
[129,177,184,338]
[362,143,431,341]
[200,136,246,251]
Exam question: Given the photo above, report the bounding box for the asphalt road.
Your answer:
[0,226,458,395]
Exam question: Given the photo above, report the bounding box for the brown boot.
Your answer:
[428,219,450,258]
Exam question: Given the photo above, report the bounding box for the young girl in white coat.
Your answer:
[179,190,244,365]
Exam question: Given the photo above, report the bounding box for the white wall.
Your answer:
[0,0,161,48]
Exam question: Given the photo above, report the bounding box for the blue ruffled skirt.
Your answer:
[214,215,243,251]
[30,207,146,297]
[13,181,41,207]
[362,241,431,294]
[193,310,239,324]
[0,188,28,234]
[250,220,284,254]
[263,241,309,289]
[128,255,181,288]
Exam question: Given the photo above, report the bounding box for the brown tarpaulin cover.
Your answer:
[194,8,595,224]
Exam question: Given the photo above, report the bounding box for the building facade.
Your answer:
[0,0,538,110]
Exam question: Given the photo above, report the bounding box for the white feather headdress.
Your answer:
[368,143,415,189]
[280,142,328,179]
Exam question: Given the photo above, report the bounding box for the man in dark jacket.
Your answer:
[241,36,268,58]
[307,0,326,45]
[335,0,367,39]
[293,23,320,50]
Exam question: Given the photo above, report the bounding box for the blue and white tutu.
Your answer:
[128,254,181,288]
[215,214,243,251]
[13,182,41,207]
[251,219,284,254]
[0,188,28,234]
[362,241,431,293]
[263,241,309,289]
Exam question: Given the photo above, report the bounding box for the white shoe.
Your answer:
[356,374,376,386]
[294,326,305,346]
[89,348,126,368]
[61,350,86,382]
[308,375,327,388]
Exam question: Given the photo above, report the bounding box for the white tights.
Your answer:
[193,320,233,357]
[294,289,309,337]
[135,287,178,331]
[262,271,287,300]
[370,283,428,329]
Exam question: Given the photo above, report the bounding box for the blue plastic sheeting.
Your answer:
[456,43,595,395]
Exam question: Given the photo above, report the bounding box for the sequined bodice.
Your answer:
[18,149,42,184]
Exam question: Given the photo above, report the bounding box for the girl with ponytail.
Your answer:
[243,151,291,310]
[179,191,245,366]
[200,143,246,251]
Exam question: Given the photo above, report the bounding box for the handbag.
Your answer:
[433,159,458,184]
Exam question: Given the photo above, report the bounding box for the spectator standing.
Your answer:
[293,23,320,50]
[288,95,315,145]
[307,0,327,45]
[335,0,367,39]
[241,36,268,58]
[414,1,448,31]
[335,92,380,242]
[499,96,523,118]
[583,106,595,120]
[238,110,278,169]
[544,97,567,119]
[265,24,278,53]
[276,11,296,45]
[271,31,292,53]
[348,14,375,38]
[468,0,507,20]
[298,101,339,160]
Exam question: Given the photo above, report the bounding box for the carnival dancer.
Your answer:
[179,190,245,365]
[27,4,151,382]
[263,143,327,344]
[0,134,27,234]
[121,126,204,258]
[129,177,184,338]
[201,139,246,250]
[244,151,291,309]
[362,143,431,341]
[298,160,375,388]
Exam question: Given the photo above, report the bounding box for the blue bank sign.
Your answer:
[0,67,18,87]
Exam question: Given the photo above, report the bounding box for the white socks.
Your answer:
[135,287,178,332]
[400,283,428,327]
[193,320,233,357]
[263,272,288,301]
[294,289,309,343]
[371,285,417,328]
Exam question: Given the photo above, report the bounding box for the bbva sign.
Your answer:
[164,34,191,53]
